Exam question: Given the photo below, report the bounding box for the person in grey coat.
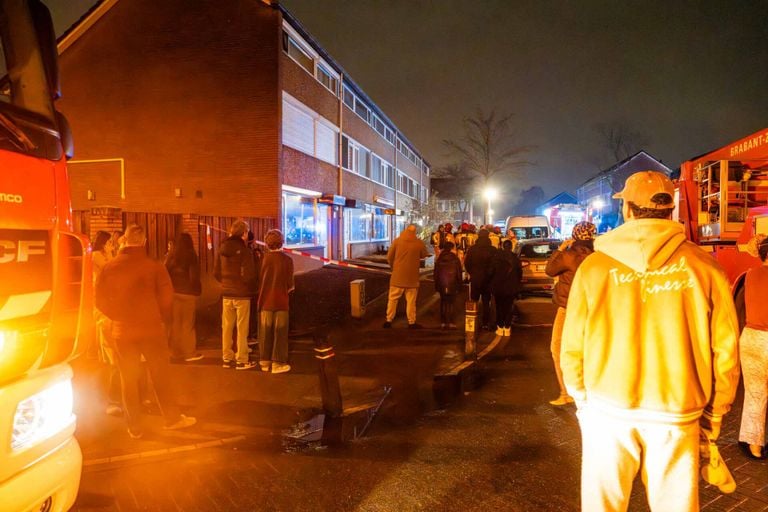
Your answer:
[383,224,428,329]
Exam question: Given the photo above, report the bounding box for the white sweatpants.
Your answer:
[739,327,768,447]
[577,406,699,512]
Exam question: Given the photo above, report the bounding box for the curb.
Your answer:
[82,435,246,471]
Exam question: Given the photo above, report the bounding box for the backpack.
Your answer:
[435,254,460,294]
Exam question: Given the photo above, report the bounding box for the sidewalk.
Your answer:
[72,272,488,468]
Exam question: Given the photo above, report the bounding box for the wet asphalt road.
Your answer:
[72,297,767,511]
[74,298,589,511]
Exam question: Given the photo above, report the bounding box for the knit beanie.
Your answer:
[572,221,596,241]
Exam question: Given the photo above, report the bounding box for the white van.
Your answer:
[505,215,551,240]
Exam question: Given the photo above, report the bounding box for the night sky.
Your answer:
[48,0,768,209]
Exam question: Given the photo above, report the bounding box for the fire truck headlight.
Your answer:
[12,379,75,450]
[0,329,18,353]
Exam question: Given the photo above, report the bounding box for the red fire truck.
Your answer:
[677,127,768,309]
[0,1,92,510]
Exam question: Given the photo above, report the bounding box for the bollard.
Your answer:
[313,329,343,418]
[350,279,365,318]
[464,300,477,360]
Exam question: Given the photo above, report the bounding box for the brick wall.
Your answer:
[58,0,282,219]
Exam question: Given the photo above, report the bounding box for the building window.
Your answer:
[372,207,389,240]
[347,207,371,243]
[282,33,313,75]
[358,146,369,178]
[283,100,314,156]
[346,205,389,243]
[343,86,354,109]
[354,99,370,123]
[316,64,338,95]
[385,128,395,145]
[283,192,318,247]
[315,122,337,165]
[282,94,338,165]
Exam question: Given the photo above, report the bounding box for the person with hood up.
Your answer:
[214,220,257,370]
[383,224,429,329]
[545,221,596,406]
[490,239,523,336]
[433,241,463,329]
[561,171,740,511]
[463,228,498,330]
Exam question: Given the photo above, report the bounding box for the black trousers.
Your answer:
[470,284,492,327]
[439,293,456,324]
[495,294,515,328]
[113,331,181,429]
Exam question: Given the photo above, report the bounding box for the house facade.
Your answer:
[57,0,430,269]
[576,151,672,231]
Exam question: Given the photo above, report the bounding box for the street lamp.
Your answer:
[484,187,497,225]
[592,198,604,228]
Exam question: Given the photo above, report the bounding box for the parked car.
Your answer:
[515,238,561,295]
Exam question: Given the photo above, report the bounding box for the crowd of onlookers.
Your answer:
[88,170,766,512]
[415,170,767,510]
[90,221,294,439]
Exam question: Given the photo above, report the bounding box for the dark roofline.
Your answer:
[541,191,578,206]
[578,150,671,187]
[276,3,430,168]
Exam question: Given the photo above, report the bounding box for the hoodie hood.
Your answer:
[594,219,687,272]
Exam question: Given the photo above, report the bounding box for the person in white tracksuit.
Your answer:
[561,171,740,511]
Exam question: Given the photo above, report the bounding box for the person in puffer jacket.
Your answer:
[433,241,463,329]
[561,171,740,512]
[544,221,595,406]
[463,228,498,330]
[490,239,523,337]
[214,220,257,370]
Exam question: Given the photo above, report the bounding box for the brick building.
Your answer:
[57,0,430,269]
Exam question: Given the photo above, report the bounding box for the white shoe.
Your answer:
[503,327,511,336]
[271,363,291,374]
[164,414,197,430]
[495,327,504,336]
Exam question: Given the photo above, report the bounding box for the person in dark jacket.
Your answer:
[165,232,202,362]
[95,224,196,439]
[463,228,498,330]
[214,220,257,370]
[544,220,595,406]
[433,241,463,329]
[491,239,523,337]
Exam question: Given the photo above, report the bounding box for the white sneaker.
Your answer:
[495,327,504,336]
[271,363,291,374]
[164,414,197,430]
[503,327,511,336]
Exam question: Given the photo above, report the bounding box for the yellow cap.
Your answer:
[613,171,674,209]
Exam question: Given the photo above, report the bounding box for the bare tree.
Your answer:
[595,122,650,163]
[431,163,477,221]
[443,109,533,222]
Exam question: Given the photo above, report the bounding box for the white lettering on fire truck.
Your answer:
[0,192,23,204]
[729,134,767,158]
[0,240,46,263]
